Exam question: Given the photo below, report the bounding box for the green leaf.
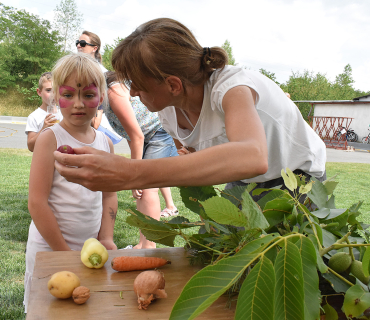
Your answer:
[263,197,294,227]
[179,186,217,215]
[311,207,330,219]
[362,247,370,278]
[234,255,275,320]
[281,168,297,191]
[307,234,328,273]
[256,189,286,209]
[125,209,178,246]
[299,180,313,194]
[242,191,269,230]
[322,303,338,320]
[321,272,351,293]
[323,180,339,195]
[169,235,276,320]
[322,209,349,231]
[274,241,305,320]
[294,237,321,320]
[342,284,370,318]
[221,184,256,207]
[200,197,248,227]
[307,177,328,209]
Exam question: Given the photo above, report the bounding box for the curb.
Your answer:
[0,116,27,124]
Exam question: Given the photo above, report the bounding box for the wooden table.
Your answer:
[26,247,236,319]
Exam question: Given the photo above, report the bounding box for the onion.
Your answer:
[133,270,167,310]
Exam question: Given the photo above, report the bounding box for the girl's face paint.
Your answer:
[59,86,76,108]
[82,83,100,108]
[56,71,103,127]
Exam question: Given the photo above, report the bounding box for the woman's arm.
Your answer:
[97,138,118,250]
[29,129,71,251]
[108,84,144,160]
[108,84,145,199]
[54,85,268,191]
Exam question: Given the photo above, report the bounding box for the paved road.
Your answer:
[0,121,130,155]
[1,120,370,164]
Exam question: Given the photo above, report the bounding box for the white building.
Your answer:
[295,95,370,142]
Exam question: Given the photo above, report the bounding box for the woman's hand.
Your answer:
[54,146,132,192]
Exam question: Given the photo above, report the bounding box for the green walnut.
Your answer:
[350,260,370,285]
[328,252,352,273]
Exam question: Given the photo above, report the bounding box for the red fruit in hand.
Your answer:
[57,145,75,154]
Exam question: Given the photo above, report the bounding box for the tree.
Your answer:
[101,37,125,71]
[259,68,280,85]
[53,0,83,52]
[0,3,63,89]
[221,40,237,66]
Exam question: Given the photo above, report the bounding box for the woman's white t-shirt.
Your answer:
[158,65,326,183]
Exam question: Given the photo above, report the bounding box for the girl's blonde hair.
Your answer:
[52,53,107,106]
[111,18,228,94]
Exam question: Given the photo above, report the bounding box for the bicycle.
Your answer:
[336,126,358,142]
[361,125,370,144]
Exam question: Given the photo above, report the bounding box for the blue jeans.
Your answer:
[143,128,178,159]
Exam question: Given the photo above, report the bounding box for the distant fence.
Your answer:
[308,116,353,150]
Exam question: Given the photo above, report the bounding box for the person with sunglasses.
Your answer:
[77,31,122,144]
[76,31,107,73]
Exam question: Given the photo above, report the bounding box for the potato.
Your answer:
[47,271,81,299]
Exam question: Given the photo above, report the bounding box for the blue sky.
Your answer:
[2,0,369,92]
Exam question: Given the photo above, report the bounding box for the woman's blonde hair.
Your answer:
[82,30,102,63]
[111,18,228,94]
[52,53,107,106]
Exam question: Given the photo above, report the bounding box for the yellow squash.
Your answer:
[81,238,108,268]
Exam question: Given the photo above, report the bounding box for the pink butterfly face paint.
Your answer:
[82,83,100,108]
[58,83,100,109]
[58,85,76,109]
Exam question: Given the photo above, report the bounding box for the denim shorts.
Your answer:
[143,128,178,159]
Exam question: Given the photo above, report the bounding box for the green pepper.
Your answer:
[81,238,109,269]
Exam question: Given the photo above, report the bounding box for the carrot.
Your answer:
[111,256,171,272]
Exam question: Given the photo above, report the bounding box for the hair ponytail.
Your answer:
[201,46,228,73]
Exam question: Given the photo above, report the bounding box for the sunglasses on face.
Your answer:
[76,40,95,47]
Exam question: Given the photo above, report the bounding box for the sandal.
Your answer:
[160,207,179,218]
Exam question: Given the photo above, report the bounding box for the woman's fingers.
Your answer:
[53,147,130,192]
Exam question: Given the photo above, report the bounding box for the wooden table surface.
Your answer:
[26,247,236,319]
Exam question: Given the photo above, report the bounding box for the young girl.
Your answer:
[104,71,178,249]
[24,53,117,312]
[54,18,326,196]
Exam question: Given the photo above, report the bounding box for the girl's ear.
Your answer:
[99,92,104,105]
[165,76,183,96]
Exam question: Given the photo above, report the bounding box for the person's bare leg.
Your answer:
[135,188,161,249]
[160,187,177,211]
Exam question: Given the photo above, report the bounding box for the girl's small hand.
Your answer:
[99,239,117,250]
[132,189,143,199]
[177,146,195,155]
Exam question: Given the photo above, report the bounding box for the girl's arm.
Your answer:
[29,129,71,251]
[97,138,118,250]
[54,85,268,191]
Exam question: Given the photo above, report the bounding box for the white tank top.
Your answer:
[29,124,110,249]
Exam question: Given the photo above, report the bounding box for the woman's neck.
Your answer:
[174,84,204,115]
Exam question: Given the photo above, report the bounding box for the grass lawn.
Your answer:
[0,148,369,319]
